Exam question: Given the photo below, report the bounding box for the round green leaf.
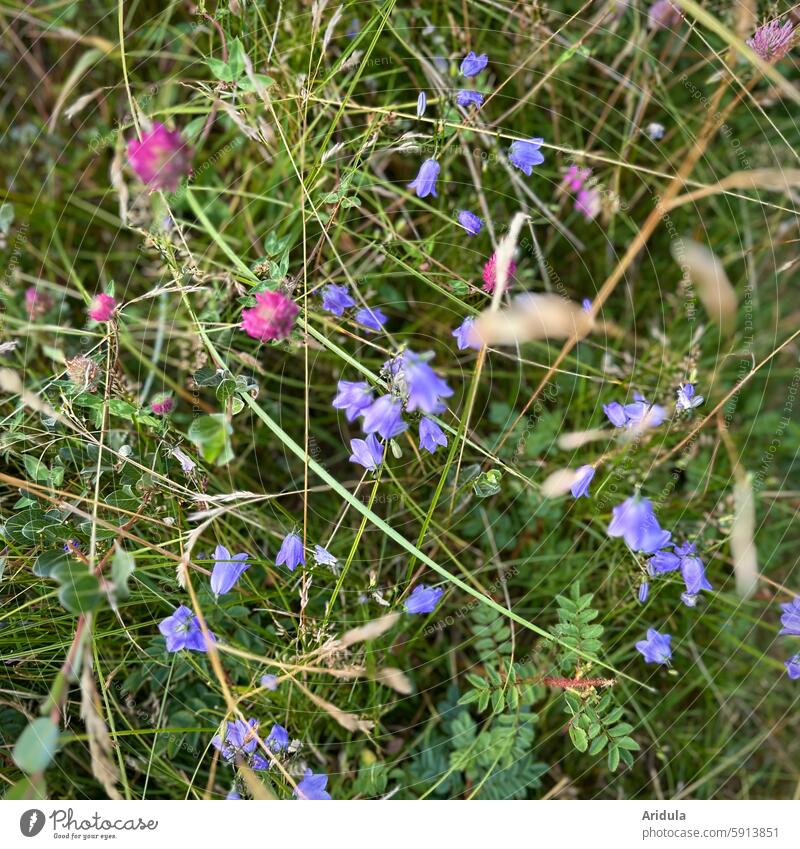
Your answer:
[12,717,60,774]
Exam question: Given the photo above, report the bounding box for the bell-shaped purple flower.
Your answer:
[570,465,595,498]
[266,723,289,752]
[649,547,681,574]
[785,654,800,680]
[210,544,250,597]
[417,91,427,117]
[608,496,671,553]
[260,674,279,691]
[623,393,667,428]
[295,769,331,800]
[676,382,703,411]
[211,718,268,770]
[680,553,712,596]
[779,597,800,636]
[456,89,484,108]
[313,545,338,566]
[321,284,355,316]
[508,138,544,176]
[457,210,482,235]
[362,395,408,439]
[603,401,628,428]
[332,380,374,421]
[418,417,448,454]
[276,532,305,572]
[402,352,454,415]
[349,433,385,471]
[452,317,478,351]
[158,604,215,653]
[635,628,672,665]
[459,51,488,77]
[355,305,388,332]
[404,584,443,614]
[638,582,650,604]
[408,158,440,198]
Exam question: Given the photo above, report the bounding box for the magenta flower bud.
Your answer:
[150,395,174,415]
[482,252,517,293]
[241,290,298,342]
[127,123,193,192]
[746,19,795,63]
[88,293,117,322]
[25,287,54,318]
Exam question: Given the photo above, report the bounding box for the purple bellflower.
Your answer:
[408,158,440,198]
[276,532,305,572]
[295,769,331,800]
[608,496,671,553]
[260,674,279,691]
[785,654,800,680]
[457,210,482,235]
[321,284,355,316]
[401,352,454,414]
[635,628,672,665]
[266,723,289,753]
[419,417,448,454]
[603,392,666,429]
[649,541,712,600]
[453,317,478,351]
[779,597,800,636]
[456,89,484,108]
[417,91,427,117]
[313,545,338,566]
[404,584,444,614]
[571,465,595,498]
[349,434,385,472]
[356,305,388,332]
[638,582,650,604]
[460,51,488,77]
[210,544,250,597]
[676,383,704,411]
[332,380,374,421]
[509,138,545,176]
[159,604,215,653]
[211,718,267,770]
[361,395,408,439]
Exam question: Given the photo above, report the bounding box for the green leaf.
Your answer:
[237,73,274,92]
[12,717,60,773]
[111,545,135,601]
[58,572,102,614]
[207,57,234,81]
[607,745,620,772]
[227,38,245,79]
[34,549,69,578]
[4,775,47,800]
[609,722,634,738]
[473,469,502,498]
[588,735,607,755]
[188,414,233,465]
[24,455,50,482]
[615,736,640,751]
[569,724,588,752]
